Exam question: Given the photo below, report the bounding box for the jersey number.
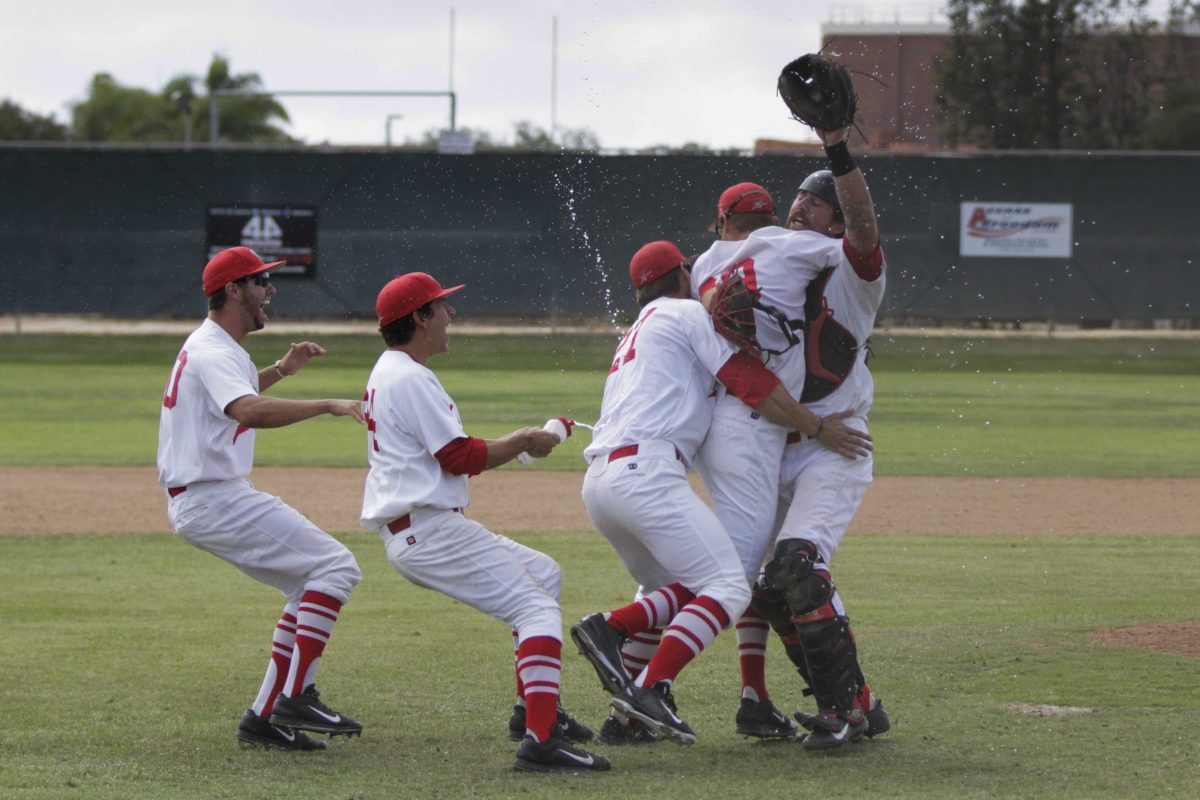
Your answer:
[609,308,658,373]
[364,389,380,452]
[163,350,188,409]
[723,257,759,290]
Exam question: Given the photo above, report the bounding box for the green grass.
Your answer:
[0,332,1197,476]
[2,531,1198,799]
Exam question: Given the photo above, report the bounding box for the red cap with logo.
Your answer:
[629,240,689,289]
[202,247,286,296]
[377,272,465,327]
[708,181,775,231]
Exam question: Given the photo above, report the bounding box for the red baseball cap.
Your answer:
[203,247,286,296]
[708,181,775,231]
[629,240,689,289]
[377,272,465,327]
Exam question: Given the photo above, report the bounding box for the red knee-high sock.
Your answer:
[621,626,664,684]
[283,591,342,697]
[252,606,298,715]
[736,607,771,702]
[606,583,695,637]
[637,595,730,687]
[517,635,562,742]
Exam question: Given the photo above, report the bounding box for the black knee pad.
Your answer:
[762,538,833,616]
[796,615,862,716]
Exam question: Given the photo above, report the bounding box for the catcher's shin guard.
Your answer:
[750,580,812,687]
[795,613,862,717]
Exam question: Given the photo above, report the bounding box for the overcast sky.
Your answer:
[4,0,960,149]
[0,0,1180,151]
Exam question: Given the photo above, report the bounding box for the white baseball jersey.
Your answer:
[360,349,470,530]
[157,318,258,487]
[584,296,742,467]
[691,226,845,396]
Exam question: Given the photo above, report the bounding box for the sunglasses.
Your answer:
[236,272,272,287]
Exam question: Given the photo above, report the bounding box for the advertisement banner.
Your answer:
[960,203,1073,258]
[206,205,318,277]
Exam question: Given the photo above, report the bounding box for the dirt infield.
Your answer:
[2,467,1197,538]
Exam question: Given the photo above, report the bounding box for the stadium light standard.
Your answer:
[385,114,405,147]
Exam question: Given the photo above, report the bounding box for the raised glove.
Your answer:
[777,53,857,131]
[711,274,761,356]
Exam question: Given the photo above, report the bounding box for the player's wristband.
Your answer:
[824,140,856,176]
[814,416,825,438]
[273,360,289,379]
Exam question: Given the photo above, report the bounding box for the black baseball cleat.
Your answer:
[237,709,327,751]
[507,704,595,743]
[611,682,696,746]
[513,733,612,772]
[863,697,891,738]
[796,696,891,739]
[597,713,659,746]
[269,685,363,738]
[570,613,631,695]
[798,710,868,751]
[735,697,798,739]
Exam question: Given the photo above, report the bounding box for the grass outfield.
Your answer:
[0,332,1197,476]
[2,531,1199,799]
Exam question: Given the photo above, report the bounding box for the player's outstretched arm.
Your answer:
[226,395,365,429]
[753,387,872,460]
[815,126,879,258]
[259,341,328,391]
[482,428,561,470]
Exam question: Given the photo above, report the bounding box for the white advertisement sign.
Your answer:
[960,202,1073,258]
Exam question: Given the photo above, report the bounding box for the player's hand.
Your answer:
[814,125,850,147]
[816,410,872,459]
[279,341,328,375]
[329,399,366,424]
[520,428,561,458]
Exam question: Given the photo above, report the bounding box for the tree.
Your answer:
[0,99,69,141]
[935,0,1198,149]
[68,54,296,144]
[1142,79,1200,148]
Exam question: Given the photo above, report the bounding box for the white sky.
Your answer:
[0,0,1180,150]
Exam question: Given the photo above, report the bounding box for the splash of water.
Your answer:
[551,157,623,330]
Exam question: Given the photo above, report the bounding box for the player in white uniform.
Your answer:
[684,173,880,739]
[157,246,366,751]
[752,125,893,751]
[359,272,610,773]
[570,241,871,746]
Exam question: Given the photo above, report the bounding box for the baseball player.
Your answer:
[157,246,366,751]
[682,180,840,739]
[752,124,892,750]
[359,272,609,773]
[571,241,871,746]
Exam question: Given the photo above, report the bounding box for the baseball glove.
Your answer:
[777,53,857,131]
[711,274,760,355]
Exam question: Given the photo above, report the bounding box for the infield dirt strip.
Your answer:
[1,467,1197,538]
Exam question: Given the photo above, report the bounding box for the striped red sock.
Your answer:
[736,607,771,702]
[638,595,729,687]
[517,635,562,742]
[606,583,695,637]
[252,606,298,715]
[283,591,341,697]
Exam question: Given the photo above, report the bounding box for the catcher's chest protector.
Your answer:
[800,268,860,403]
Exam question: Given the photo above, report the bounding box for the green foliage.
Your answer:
[0,99,69,141]
[67,54,295,145]
[1142,79,1200,148]
[936,0,1198,149]
[0,332,1197,476]
[2,531,1200,798]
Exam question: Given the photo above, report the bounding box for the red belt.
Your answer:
[786,432,804,444]
[607,444,682,463]
[387,508,462,535]
[168,486,187,498]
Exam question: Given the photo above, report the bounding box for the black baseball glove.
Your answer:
[711,274,760,356]
[777,53,857,131]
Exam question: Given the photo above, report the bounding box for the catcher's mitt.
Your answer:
[711,274,760,355]
[777,53,857,131]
